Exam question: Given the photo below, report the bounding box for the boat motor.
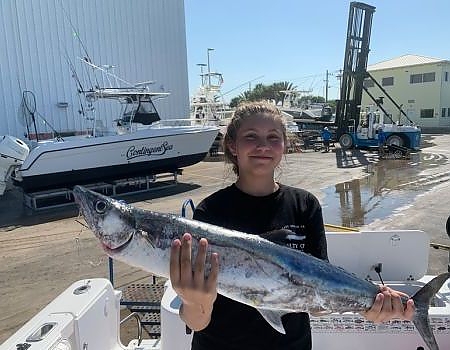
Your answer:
[0,135,30,195]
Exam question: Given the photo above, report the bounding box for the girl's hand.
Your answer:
[363,286,415,323]
[169,233,219,330]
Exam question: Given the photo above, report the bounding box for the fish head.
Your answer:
[73,185,136,253]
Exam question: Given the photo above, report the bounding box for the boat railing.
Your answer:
[147,118,221,129]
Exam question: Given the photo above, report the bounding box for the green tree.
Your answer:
[271,81,297,105]
[229,96,244,108]
[229,81,298,106]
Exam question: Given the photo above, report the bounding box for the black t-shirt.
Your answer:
[190,183,328,350]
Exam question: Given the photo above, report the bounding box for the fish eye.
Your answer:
[94,200,108,214]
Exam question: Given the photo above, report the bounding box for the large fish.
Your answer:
[73,185,449,350]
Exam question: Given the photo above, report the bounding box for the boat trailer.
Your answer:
[22,170,182,211]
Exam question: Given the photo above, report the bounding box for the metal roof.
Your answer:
[368,54,449,71]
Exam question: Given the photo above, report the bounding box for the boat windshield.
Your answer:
[121,99,161,125]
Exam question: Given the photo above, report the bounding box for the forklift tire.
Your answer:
[386,134,404,147]
[339,134,353,150]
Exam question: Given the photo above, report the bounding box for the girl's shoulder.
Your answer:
[278,183,318,200]
[277,184,322,211]
[196,184,236,209]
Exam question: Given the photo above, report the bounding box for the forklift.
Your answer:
[334,2,421,151]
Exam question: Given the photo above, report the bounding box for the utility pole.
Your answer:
[324,70,333,103]
[336,69,343,99]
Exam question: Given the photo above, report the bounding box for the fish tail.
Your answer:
[411,272,450,350]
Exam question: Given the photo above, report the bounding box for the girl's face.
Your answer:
[228,115,285,177]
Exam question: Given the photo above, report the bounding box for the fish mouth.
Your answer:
[101,234,133,254]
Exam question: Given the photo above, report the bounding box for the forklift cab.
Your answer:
[356,107,383,140]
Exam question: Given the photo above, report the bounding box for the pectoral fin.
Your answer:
[256,308,287,334]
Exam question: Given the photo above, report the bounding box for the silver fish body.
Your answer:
[73,185,449,350]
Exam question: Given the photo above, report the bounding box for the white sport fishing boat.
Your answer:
[0,87,219,194]
[279,89,333,122]
[190,71,233,124]
[190,50,233,137]
[2,228,449,350]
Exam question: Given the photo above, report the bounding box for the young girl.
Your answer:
[170,101,414,350]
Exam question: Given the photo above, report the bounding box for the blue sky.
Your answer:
[184,0,450,102]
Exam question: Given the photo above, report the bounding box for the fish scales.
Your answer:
[73,185,450,350]
[136,208,377,312]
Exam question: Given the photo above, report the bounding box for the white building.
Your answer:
[362,54,450,130]
[0,0,189,138]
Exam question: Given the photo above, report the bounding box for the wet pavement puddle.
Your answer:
[322,152,449,228]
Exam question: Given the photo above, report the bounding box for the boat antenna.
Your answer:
[63,49,85,94]
[59,0,92,64]
[221,75,265,97]
[59,0,99,89]
[62,48,89,128]
[78,58,134,88]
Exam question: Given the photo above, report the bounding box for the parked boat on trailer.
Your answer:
[0,66,219,195]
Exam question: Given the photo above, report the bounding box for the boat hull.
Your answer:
[14,152,207,192]
[12,126,218,193]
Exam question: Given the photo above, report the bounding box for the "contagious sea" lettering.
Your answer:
[125,141,173,160]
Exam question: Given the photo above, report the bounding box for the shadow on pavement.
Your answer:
[0,182,200,229]
[335,148,375,168]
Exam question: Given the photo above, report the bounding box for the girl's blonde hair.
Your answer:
[223,101,287,175]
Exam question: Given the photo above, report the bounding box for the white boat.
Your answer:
[279,89,333,122]
[0,86,219,194]
[190,52,233,136]
[2,229,449,350]
[190,71,233,123]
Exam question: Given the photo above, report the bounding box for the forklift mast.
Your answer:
[335,2,376,138]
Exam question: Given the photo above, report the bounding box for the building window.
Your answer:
[420,109,434,118]
[382,77,394,86]
[407,99,415,103]
[423,72,435,82]
[363,79,374,88]
[445,72,449,82]
[448,108,450,117]
[410,72,435,84]
[442,108,446,117]
[410,74,422,84]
